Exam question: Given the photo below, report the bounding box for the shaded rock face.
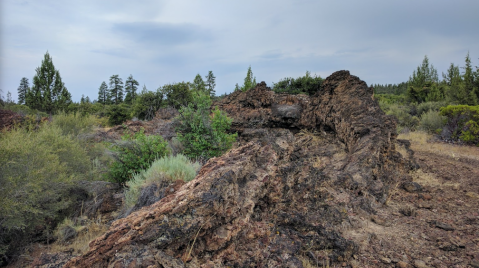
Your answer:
[65,71,410,268]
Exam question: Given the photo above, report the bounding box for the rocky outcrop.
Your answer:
[65,71,410,267]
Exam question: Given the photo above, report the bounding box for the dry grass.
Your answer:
[398,131,479,162]
[50,216,108,255]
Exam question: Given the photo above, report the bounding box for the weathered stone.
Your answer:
[64,71,409,268]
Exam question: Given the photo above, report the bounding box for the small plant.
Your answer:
[109,128,170,184]
[418,110,446,134]
[124,154,199,208]
[107,104,131,126]
[440,105,479,144]
[175,91,237,159]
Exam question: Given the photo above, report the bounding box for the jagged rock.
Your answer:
[65,71,409,267]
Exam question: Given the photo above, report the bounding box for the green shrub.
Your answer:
[52,112,97,137]
[440,105,479,144]
[0,123,92,259]
[124,154,199,208]
[109,128,170,184]
[107,104,131,126]
[418,110,446,134]
[386,104,419,131]
[272,71,323,95]
[375,94,407,105]
[416,101,447,116]
[175,91,237,159]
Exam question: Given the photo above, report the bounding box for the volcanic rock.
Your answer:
[65,70,411,267]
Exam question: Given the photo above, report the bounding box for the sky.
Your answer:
[1,0,478,102]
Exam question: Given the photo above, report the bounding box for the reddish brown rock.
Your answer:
[64,71,410,268]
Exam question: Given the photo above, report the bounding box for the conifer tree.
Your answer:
[192,74,207,94]
[462,52,478,105]
[124,74,139,104]
[205,71,216,97]
[17,77,29,105]
[241,66,256,92]
[28,52,71,112]
[97,81,108,105]
[109,75,124,104]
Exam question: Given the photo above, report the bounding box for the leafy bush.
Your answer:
[385,104,420,131]
[175,91,237,159]
[440,105,479,144]
[52,112,97,137]
[124,154,199,208]
[418,110,446,134]
[0,123,92,260]
[376,94,407,106]
[107,104,131,126]
[109,129,170,184]
[416,101,446,116]
[272,71,322,95]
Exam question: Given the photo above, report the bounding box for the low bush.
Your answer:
[0,123,93,260]
[440,105,479,144]
[109,128,170,184]
[272,71,323,95]
[52,112,97,137]
[385,104,419,131]
[175,91,237,159]
[107,104,131,126]
[416,101,447,116]
[124,154,199,208]
[418,110,446,134]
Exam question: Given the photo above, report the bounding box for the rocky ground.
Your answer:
[5,71,479,268]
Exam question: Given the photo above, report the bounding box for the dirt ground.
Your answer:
[342,132,479,268]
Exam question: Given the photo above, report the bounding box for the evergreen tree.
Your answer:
[241,66,256,92]
[109,75,124,104]
[462,52,478,105]
[407,55,440,103]
[124,74,139,104]
[192,74,207,94]
[81,94,85,104]
[17,77,29,105]
[234,83,240,92]
[205,71,216,97]
[85,96,91,103]
[97,81,108,105]
[6,91,12,104]
[28,51,71,113]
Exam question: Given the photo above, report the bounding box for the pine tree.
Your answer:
[462,52,478,105]
[241,66,256,92]
[81,94,85,104]
[109,75,124,104]
[17,77,29,105]
[205,71,216,97]
[124,74,139,104]
[192,74,207,94]
[97,81,108,105]
[29,52,71,113]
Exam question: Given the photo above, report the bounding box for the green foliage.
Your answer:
[109,75,124,104]
[175,91,237,159]
[418,110,446,134]
[97,81,109,105]
[385,104,420,131]
[51,112,98,137]
[107,104,131,126]
[440,105,479,144]
[0,122,94,258]
[373,82,408,95]
[109,129,170,184]
[17,77,29,105]
[272,71,323,95]
[416,101,447,116]
[26,51,72,113]
[131,88,164,120]
[124,154,199,208]
[161,82,193,109]
[124,74,139,104]
[236,66,257,92]
[192,74,207,94]
[205,70,216,97]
